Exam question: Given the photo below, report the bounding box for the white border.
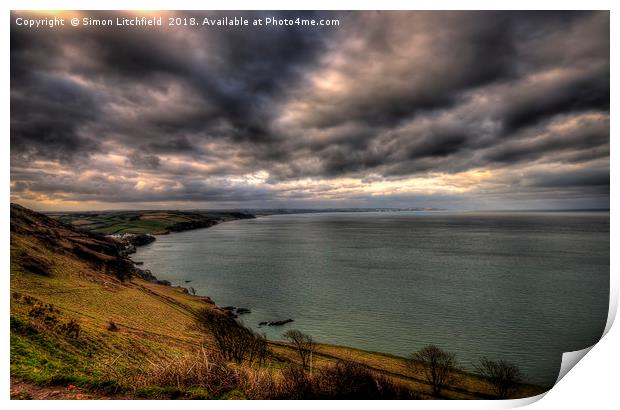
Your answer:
[3,2,617,409]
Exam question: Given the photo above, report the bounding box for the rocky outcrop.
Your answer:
[219,306,252,318]
[134,268,171,286]
[258,319,294,327]
[129,234,156,246]
[108,233,156,256]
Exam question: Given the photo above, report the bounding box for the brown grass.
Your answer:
[129,348,240,397]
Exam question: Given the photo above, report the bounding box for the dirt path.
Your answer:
[10,377,130,400]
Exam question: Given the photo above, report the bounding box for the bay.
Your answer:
[134,211,609,385]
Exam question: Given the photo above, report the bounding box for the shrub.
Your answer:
[271,359,419,400]
[10,315,37,335]
[28,304,47,319]
[59,319,81,339]
[315,359,419,399]
[278,365,316,399]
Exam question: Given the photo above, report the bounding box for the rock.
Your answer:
[133,268,169,286]
[236,307,251,315]
[135,269,156,282]
[219,306,238,318]
[271,319,294,326]
[108,233,155,256]
[258,318,294,327]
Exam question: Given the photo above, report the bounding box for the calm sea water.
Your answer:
[134,211,609,385]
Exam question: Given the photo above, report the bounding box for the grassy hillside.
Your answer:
[47,209,254,235]
[10,204,210,391]
[10,203,547,400]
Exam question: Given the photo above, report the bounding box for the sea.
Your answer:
[134,211,609,386]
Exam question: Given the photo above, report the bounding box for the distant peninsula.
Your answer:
[46,209,255,236]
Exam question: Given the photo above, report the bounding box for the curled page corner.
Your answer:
[512,291,616,407]
[500,346,597,408]
[555,345,594,384]
[502,391,548,408]
[602,286,618,336]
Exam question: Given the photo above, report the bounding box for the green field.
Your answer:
[47,210,253,235]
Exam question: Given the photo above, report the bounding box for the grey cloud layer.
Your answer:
[10,11,609,208]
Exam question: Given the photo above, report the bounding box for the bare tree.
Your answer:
[246,332,269,365]
[408,345,457,397]
[475,357,523,399]
[283,329,315,370]
[194,308,268,364]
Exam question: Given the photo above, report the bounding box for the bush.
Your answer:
[270,360,419,399]
[28,304,47,319]
[10,315,37,336]
[278,365,316,399]
[315,359,419,399]
[59,319,81,339]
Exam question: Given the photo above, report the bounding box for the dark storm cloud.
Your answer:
[500,72,609,133]
[11,10,330,158]
[10,72,102,162]
[522,167,610,190]
[484,113,609,164]
[10,11,609,208]
[126,152,161,170]
[291,12,519,129]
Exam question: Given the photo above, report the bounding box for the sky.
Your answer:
[10,11,610,211]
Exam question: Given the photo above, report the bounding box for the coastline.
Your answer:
[124,215,253,288]
[126,215,549,398]
[10,203,549,399]
[127,210,602,388]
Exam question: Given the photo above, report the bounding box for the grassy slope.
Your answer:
[10,203,547,399]
[10,204,210,391]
